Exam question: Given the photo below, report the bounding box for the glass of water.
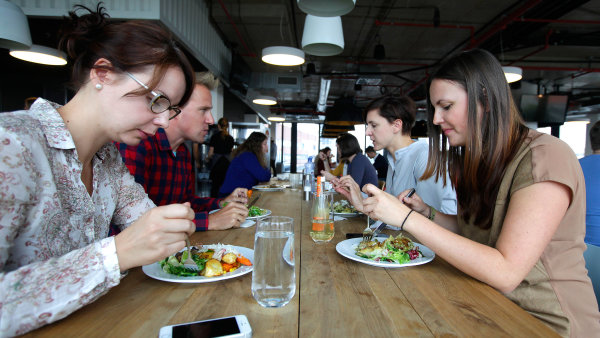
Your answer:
[252,216,295,308]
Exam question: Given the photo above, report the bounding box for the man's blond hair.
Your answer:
[196,72,219,91]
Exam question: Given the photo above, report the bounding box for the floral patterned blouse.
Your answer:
[0,99,155,336]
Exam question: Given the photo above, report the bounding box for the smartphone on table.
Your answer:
[159,315,252,338]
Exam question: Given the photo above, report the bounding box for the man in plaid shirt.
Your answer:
[117,73,249,231]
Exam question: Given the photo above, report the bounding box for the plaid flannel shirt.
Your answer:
[116,128,222,231]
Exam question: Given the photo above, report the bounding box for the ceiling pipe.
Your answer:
[217,0,256,57]
[507,29,553,66]
[515,18,600,25]
[345,60,428,66]
[376,19,475,46]
[467,0,542,49]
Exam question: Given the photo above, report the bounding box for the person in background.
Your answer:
[361,49,600,336]
[270,138,278,176]
[219,131,271,197]
[580,120,600,246]
[24,96,38,109]
[118,72,248,231]
[314,146,334,178]
[207,117,234,168]
[335,96,457,216]
[0,5,198,335]
[323,133,378,190]
[365,145,388,182]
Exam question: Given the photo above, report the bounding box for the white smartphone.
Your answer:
[158,315,252,338]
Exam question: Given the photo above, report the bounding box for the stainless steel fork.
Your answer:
[362,216,375,242]
[182,236,198,270]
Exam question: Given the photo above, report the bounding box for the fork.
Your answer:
[362,216,375,242]
[182,236,198,270]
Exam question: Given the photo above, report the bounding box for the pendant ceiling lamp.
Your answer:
[10,44,67,66]
[502,66,522,83]
[252,95,277,105]
[0,0,32,50]
[262,46,305,66]
[268,116,286,122]
[297,0,355,17]
[301,15,344,56]
[324,97,364,126]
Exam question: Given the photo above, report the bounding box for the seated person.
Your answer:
[365,146,388,182]
[314,147,334,177]
[322,133,378,190]
[219,132,271,197]
[118,73,248,231]
[579,120,600,246]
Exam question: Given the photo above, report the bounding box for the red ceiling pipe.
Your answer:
[406,71,430,95]
[376,19,475,46]
[507,29,553,66]
[467,0,542,49]
[217,0,256,57]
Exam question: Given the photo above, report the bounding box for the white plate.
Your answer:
[333,211,360,217]
[335,238,435,268]
[252,185,285,191]
[209,208,271,222]
[142,245,254,283]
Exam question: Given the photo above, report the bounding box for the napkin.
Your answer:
[333,215,347,221]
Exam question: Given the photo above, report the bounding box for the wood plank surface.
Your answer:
[24,187,559,337]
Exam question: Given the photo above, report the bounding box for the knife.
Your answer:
[370,220,388,238]
[247,195,260,207]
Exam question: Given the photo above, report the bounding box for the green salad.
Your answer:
[248,205,267,217]
[332,200,357,213]
[355,235,422,264]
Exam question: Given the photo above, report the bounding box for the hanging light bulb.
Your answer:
[502,66,523,83]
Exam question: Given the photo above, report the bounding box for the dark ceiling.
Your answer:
[208,0,600,120]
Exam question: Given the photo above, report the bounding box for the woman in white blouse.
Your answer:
[0,4,197,335]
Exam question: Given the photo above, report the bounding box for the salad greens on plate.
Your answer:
[355,234,422,264]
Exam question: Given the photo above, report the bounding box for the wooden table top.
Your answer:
[25,188,558,337]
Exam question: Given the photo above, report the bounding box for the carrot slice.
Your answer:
[247,190,253,198]
[221,263,235,272]
[237,255,252,266]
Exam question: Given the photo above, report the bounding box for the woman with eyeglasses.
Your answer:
[361,49,600,336]
[0,4,196,335]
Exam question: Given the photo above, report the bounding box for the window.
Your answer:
[537,121,589,159]
[297,123,320,171]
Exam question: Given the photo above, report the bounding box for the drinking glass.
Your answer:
[289,173,303,190]
[310,192,334,243]
[252,216,295,308]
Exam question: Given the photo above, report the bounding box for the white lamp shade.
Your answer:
[502,66,523,83]
[297,0,355,17]
[302,15,344,56]
[262,46,305,66]
[0,0,32,50]
[10,44,67,66]
[253,95,277,105]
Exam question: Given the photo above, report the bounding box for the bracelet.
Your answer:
[400,210,414,231]
[428,207,436,221]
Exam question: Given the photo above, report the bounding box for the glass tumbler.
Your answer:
[251,216,295,308]
[310,192,334,243]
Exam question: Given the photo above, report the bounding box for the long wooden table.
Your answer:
[25,188,558,337]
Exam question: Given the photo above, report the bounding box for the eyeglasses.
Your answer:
[125,72,182,120]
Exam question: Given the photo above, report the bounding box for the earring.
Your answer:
[95,83,103,90]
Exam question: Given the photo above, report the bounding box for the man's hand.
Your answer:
[209,201,249,230]
[221,187,248,207]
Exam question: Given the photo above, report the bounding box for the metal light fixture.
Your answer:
[301,15,344,56]
[297,0,355,17]
[502,66,522,83]
[0,0,32,50]
[268,116,286,122]
[262,46,305,66]
[10,44,67,65]
[253,95,277,105]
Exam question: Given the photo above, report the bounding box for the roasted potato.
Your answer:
[201,259,224,277]
[222,252,237,264]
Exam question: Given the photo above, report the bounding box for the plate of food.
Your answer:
[332,200,360,217]
[252,184,285,191]
[210,205,271,224]
[142,244,254,283]
[336,234,434,268]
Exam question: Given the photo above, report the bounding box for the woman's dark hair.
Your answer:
[234,132,267,168]
[364,95,416,135]
[59,3,195,107]
[320,147,331,154]
[217,117,230,138]
[422,49,528,229]
[336,133,362,159]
